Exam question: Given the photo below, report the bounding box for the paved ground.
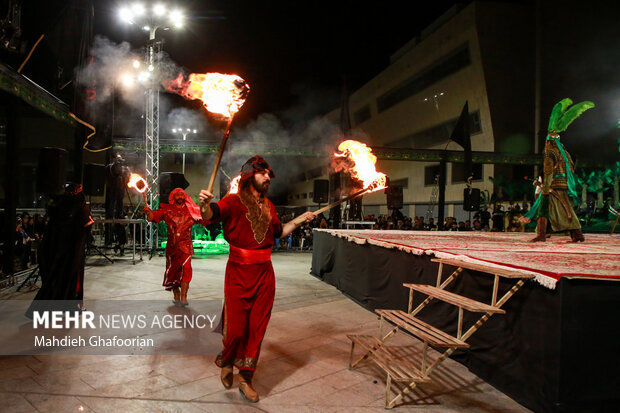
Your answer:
[0,251,530,412]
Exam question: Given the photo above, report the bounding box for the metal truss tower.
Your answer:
[145,38,162,251]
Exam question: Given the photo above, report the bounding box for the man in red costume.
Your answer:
[199,155,314,403]
[145,188,208,306]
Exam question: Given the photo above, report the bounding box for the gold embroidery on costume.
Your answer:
[234,357,258,369]
[215,352,234,368]
[238,189,271,244]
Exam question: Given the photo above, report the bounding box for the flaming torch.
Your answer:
[127,173,149,205]
[293,140,387,225]
[229,175,241,195]
[165,72,250,196]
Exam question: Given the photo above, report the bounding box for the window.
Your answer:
[353,105,371,125]
[377,43,471,113]
[425,164,441,186]
[451,163,483,183]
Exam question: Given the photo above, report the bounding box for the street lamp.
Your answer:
[423,92,445,111]
[118,3,185,40]
[118,2,186,252]
[172,128,197,174]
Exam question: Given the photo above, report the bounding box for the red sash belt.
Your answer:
[229,245,271,265]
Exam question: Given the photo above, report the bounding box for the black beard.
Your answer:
[174,198,184,205]
[252,178,269,195]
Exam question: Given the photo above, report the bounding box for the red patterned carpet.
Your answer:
[316,230,620,289]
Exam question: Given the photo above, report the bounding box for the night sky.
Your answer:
[6,0,618,159]
[93,0,459,123]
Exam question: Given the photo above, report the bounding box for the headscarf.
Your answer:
[240,155,275,180]
[168,188,202,220]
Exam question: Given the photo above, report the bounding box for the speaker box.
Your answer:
[83,163,106,196]
[36,147,68,195]
[313,179,329,204]
[159,172,189,204]
[386,186,403,210]
[463,188,481,211]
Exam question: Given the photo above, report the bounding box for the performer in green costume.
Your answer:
[524,98,594,242]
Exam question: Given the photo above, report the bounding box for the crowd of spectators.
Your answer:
[361,202,529,233]
[12,212,48,272]
[274,212,328,251]
[273,202,530,252]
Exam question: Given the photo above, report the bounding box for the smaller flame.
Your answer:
[165,73,250,118]
[127,173,148,193]
[333,140,387,193]
[229,175,241,194]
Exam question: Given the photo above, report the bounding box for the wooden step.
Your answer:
[375,309,469,348]
[403,283,505,314]
[431,258,534,279]
[347,334,430,382]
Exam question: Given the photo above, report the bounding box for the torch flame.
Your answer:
[229,175,241,194]
[127,173,148,193]
[334,140,387,193]
[165,73,250,118]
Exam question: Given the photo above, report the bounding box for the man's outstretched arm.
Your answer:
[281,212,315,238]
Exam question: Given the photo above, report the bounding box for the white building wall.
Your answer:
[288,3,509,217]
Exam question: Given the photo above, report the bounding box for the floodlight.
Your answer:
[138,71,150,83]
[170,9,184,28]
[131,3,145,16]
[119,7,133,23]
[121,74,135,88]
[154,4,166,16]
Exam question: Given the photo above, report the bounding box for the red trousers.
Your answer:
[163,249,192,290]
[216,259,275,371]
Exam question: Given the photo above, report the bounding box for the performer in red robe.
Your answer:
[199,155,315,403]
[145,188,208,305]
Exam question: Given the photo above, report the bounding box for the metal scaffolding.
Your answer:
[144,38,162,251]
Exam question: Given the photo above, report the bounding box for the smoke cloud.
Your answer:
[77,36,364,198]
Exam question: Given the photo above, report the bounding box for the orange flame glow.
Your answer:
[127,173,148,193]
[333,140,387,192]
[165,73,250,118]
[229,175,241,194]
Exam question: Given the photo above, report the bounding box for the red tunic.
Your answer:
[152,204,208,289]
[212,191,282,371]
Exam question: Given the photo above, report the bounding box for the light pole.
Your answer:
[423,92,445,111]
[172,128,197,174]
[118,3,185,252]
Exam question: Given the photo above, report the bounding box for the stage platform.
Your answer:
[311,229,620,412]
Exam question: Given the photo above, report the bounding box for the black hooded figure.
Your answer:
[26,183,93,316]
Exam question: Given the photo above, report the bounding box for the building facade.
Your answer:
[286,1,536,224]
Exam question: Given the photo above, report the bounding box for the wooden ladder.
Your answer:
[347,258,534,409]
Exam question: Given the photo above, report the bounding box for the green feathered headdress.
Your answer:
[543,98,595,208]
[547,98,595,134]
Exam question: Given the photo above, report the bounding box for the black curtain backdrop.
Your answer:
[311,231,620,413]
